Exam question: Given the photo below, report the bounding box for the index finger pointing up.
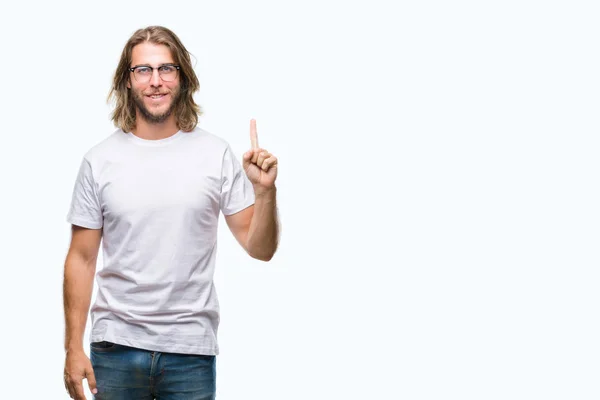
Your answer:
[250,119,259,149]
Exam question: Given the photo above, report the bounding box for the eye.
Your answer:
[159,65,175,73]
[136,67,152,75]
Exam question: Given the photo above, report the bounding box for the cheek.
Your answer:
[130,87,147,103]
[166,79,182,91]
[130,83,148,96]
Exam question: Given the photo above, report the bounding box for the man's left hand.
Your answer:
[243,119,278,195]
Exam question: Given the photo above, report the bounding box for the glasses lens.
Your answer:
[159,66,178,82]
[134,67,152,82]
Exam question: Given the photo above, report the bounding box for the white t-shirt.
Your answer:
[66,127,255,355]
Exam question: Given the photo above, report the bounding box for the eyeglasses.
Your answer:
[129,64,180,83]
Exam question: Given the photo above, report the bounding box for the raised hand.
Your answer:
[243,119,278,195]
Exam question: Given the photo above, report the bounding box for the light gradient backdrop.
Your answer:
[1,0,598,399]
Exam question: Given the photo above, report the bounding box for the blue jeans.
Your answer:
[90,341,216,399]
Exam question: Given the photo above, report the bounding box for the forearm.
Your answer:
[63,254,96,352]
[246,187,280,261]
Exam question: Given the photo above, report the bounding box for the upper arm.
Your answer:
[224,205,254,253]
[67,225,102,265]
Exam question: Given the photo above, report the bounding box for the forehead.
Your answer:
[131,42,174,66]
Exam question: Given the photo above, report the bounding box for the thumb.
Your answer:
[86,366,98,395]
[242,150,253,167]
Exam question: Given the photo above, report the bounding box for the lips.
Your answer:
[147,93,166,99]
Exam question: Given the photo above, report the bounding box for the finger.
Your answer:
[72,381,87,400]
[65,372,76,398]
[242,151,253,171]
[86,368,98,396]
[65,377,75,398]
[250,119,259,149]
[256,151,270,168]
[262,156,278,171]
[251,148,265,164]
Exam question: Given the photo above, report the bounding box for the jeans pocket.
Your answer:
[90,341,120,352]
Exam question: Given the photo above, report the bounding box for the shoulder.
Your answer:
[184,127,240,165]
[83,129,127,162]
[77,129,127,177]
[185,126,231,151]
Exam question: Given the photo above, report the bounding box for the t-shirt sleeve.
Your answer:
[66,157,103,229]
[220,146,255,215]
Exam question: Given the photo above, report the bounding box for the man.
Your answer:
[63,26,279,400]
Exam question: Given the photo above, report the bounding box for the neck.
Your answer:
[131,114,179,140]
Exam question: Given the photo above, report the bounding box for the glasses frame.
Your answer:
[129,64,181,83]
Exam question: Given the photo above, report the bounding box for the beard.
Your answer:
[131,86,182,124]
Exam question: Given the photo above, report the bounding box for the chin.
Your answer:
[133,91,180,124]
[138,105,174,124]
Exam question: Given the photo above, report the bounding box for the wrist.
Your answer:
[254,185,277,198]
[65,341,85,354]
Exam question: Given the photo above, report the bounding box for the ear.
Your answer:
[127,79,131,89]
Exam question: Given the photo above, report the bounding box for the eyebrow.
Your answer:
[131,63,177,68]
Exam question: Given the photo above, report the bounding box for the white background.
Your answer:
[0,0,598,399]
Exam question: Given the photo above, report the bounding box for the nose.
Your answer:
[149,68,162,87]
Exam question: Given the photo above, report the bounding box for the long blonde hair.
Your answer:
[108,26,202,132]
